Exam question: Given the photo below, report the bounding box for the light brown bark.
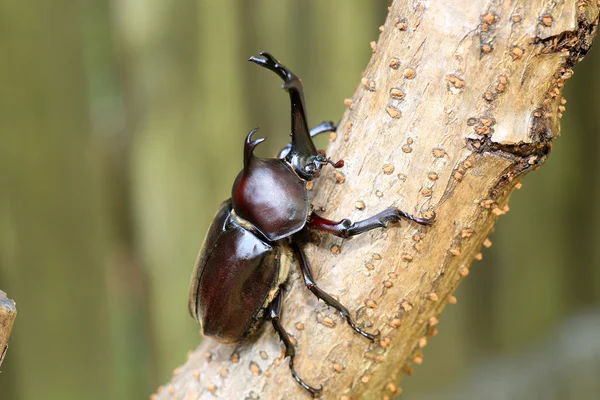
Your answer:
[0,290,16,368]
[154,1,598,399]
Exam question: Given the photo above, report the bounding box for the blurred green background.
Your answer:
[1,1,598,399]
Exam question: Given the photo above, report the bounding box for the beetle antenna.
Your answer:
[327,158,344,169]
[317,150,344,169]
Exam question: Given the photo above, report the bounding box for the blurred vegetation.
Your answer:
[0,1,598,399]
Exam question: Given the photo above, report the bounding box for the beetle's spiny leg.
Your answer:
[312,285,379,342]
[291,243,380,342]
[289,359,323,398]
[308,208,435,239]
[346,208,435,234]
[268,292,323,397]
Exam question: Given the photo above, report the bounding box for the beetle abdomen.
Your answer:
[188,200,280,344]
[232,157,309,241]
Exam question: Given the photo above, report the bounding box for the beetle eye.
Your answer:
[304,165,316,174]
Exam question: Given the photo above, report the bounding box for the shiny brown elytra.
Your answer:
[188,52,434,397]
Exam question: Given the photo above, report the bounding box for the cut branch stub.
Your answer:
[155,1,598,399]
[0,290,17,368]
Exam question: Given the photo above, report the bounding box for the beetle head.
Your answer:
[286,148,344,181]
[287,150,321,181]
[285,123,344,180]
[244,128,343,182]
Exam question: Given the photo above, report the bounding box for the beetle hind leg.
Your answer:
[268,292,323,397]
[291,243,379,342]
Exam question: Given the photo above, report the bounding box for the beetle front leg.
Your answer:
[277,121,337,158]
[291,242,379,342]
[267,291,323,398]
[309,120,337,137]
[308,207,435,238]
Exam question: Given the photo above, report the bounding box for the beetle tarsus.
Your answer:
[290,361,324,398]
[268,292,323,397]
[308,207,435,238]
[292,243,379,342]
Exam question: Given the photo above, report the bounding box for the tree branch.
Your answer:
[154,1,598,399]
[0,290,16,369]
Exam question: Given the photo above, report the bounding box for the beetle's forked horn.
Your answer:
[249,52,317,160]
[244,128,265,169]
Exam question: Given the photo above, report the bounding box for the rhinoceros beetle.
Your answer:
[188,52,434,397]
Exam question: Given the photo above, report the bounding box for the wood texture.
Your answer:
[155,1,598,399]
[0,290,16,368]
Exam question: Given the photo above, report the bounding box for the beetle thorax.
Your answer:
[231,156,310,241]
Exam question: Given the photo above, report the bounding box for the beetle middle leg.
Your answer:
[307,207,435,238]
[291,242,379,342]
[267,291,323,397]
[277,121,337,158]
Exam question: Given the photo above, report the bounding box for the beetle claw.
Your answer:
[348,318,380,342]
[290,361,323,398]
[423,211,436,224]
[408,210,436,226]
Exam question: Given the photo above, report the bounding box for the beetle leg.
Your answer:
[268,292,323,397]
[310,120,337,137]
[307,208,435,238]
[277,121,337,158]
[291,242,379,342]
